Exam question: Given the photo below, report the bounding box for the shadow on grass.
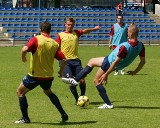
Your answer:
[89,102,104,105]
[115,106,160,109]
[31,120,97,125]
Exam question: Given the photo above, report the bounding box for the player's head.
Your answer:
[40,21,51,34]
[128,24,139,39]
[65,17,75,32]
[117,15,123,24]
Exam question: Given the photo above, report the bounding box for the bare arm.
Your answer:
[21,46,28,63]
[108,36,113,50]
[99,57,121,84]
[127,56,145,75]
[82,26,100,34]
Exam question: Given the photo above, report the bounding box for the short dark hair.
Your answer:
[40,21,51,34]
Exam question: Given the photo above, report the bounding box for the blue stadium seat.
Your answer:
[7,29,14,33]
[99,19,105,22]
[20,30,26,33]
[139,30,145,34]
[21,24,27,27]
[21,18,28,22]
[145,30,151,34]
[33,24,39,27]
[26,30,32,33]
[82,13,88,17]
[15,18,21,22]
[3,18,9,22]
[27,24,33,27]
[8,24,14,27]
[92,19,99,22]
[76,13,82,17]
[14,30,20,33]
[14,24,21,27]
[12,35,19,39]
[156,25,160,28]
[19,36,26,39]
[8,18,15,22]
[28,13,35,16]
[28,18,34,22]
[75,24,82,28]
[105,30,110,34]
[150,30,156,33]
[25,35,32,40]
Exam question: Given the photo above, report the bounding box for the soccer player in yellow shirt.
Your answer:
[15,21,68,123]
[56,17,100,103]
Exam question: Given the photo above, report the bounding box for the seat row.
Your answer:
[2,23,160,29]
[0,7,143,12]
[0,17,154,23]
[0,12,149,18]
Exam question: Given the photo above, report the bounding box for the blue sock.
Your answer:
[19,96,29,119]
[96,84,111,105]
[69,86,79,102]
[75,65,93,82]
[48,93,66,115]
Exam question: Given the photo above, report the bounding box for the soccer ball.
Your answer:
[77,96,89,107]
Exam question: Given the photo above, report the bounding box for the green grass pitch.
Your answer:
[0,45,160,128]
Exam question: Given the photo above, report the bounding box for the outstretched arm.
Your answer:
[82,26,100,34]
[127,56,145,75]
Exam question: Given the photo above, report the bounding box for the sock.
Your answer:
[48,93,66,115]
[79,82,86,96]
[19,96,29,119]
[96,84,111,105]
[75,65,93,82]
[69,86,79,102]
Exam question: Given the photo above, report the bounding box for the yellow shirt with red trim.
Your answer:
[27,34,59,78]
[58,30,83,59]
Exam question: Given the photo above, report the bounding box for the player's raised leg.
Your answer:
[62,57,105,86]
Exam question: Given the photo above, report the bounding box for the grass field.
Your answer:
[0,45,160,128]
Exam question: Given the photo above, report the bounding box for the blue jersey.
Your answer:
[108,41,143,70]
[112,23,128,46]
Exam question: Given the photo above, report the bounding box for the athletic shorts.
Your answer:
[101,56,110,72]
[22,74,53,90]
[63,59,83,78]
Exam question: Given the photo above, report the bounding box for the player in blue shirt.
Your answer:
[109,15,128,75]
[62,24,145,109]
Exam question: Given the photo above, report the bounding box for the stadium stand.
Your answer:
[0,6,160,46]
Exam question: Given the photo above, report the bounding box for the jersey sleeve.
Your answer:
[55,48,66,60]
[74,30,83,37]
[55,34,61,45]
[117,45,127,59]
[110,25,114,36]
[26,36,38,54]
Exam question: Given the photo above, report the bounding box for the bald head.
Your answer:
[128,25,139,38]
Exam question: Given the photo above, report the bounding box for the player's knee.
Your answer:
[16,88,25,97]
[87,58,95,67]
[79,79,85,85]
[93,78,99,85]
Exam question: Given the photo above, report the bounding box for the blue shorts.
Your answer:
[63,59,83,78]
[101,56,110,72]
[22,74,53,90]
